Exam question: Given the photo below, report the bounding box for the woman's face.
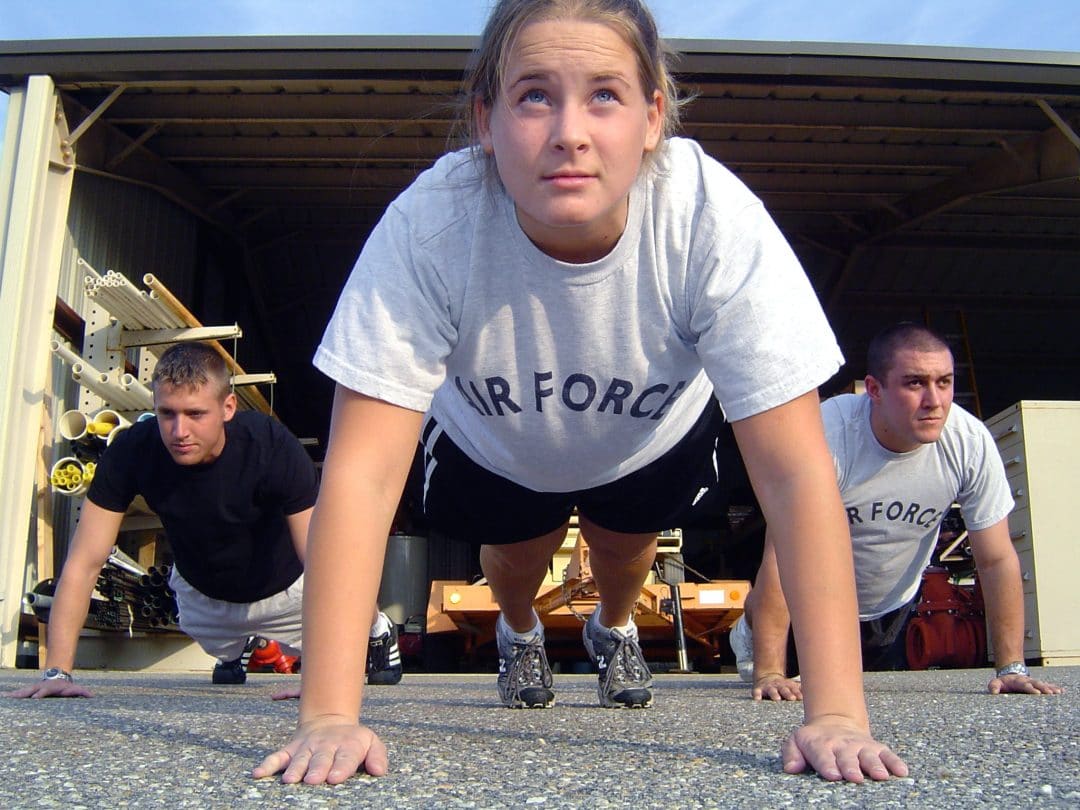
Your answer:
[477,18,663,263]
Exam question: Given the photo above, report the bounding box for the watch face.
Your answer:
[43,667,70,680]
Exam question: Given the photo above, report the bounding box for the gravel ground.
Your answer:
[0,666,1076,808]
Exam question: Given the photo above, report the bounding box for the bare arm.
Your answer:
[969,519,1063,695]
[732,390,906,782]
[3,500,123,698]
[286,508,314,565]
[747,533,801,700]
[255,386,423,784]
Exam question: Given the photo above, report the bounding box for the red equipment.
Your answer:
[246,637,300,674]
[905,566,986,670]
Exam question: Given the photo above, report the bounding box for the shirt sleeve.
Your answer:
[956,420,1015,531]
[689,199,844,422]
[85,426,139,513]
[265,422,320,515]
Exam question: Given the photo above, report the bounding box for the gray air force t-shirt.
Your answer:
[823,393,1014,618]
[316,138,843,492]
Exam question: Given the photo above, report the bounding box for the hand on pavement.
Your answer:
[753,673,803,702]
[2,678,94,699]
[253,718,388,785]
[271,683,302,701]
[988,673,1064,695]
[782,715,909,783]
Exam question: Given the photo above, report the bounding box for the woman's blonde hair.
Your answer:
[460,0,682,166]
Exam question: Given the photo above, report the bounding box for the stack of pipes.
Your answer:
[81,259,186,331]
[67,260,274,414]
[25,552,180,633]
[50,339,154,412]
[143,273,274,414]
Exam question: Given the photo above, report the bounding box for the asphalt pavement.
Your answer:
[0,666,1076,808]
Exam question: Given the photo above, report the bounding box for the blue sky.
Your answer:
[1,0,1078,49]
[2,1,1078,147]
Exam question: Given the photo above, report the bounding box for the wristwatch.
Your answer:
[42,667,73,682]
[995,661,1029,678]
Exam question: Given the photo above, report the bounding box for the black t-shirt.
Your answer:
[88,410,318,603]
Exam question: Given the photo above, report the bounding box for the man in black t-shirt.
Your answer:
[6,342,402,695]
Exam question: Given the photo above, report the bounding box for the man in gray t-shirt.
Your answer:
[731,323,1062,699]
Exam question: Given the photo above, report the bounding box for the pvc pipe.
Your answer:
[50,456,89,496]
[93,408,132,445]
[88,407,129,439]
[72,366,124,409]
[50,339,85,368]
[58,409,90,441]
[94,372,139,411]
[96,286,148,329]
[77,257,105,285]
[146,291,186,328]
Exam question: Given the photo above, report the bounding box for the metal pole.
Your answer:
[670,581,692,673]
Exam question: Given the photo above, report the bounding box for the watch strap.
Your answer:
[995,661,1029,678]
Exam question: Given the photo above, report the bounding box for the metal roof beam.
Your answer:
[834,291,1080,311]
[861,121,1080,237]
[154,135,994,172]
[101,92,461,124]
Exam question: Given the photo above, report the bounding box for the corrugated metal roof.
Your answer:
[2,35,1078,428]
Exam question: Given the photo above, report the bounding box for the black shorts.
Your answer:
[421,399,722,545]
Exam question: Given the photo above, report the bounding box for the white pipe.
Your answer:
[146,290,187,328]
[58,409,90,441]
[77,257,105,284]
[92,408,131,445]
[119,374,154,410]
[104,272,159,328]
[95,372,144,411]
[73,366,133,410]
[50,339,84,368]
[136,291,172,328]
[95,285,148,329]
[50,456,89,496]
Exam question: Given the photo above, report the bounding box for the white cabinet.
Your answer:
[985,401,1080,665]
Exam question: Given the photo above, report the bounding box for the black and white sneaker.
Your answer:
[496,614,554,709]
[212,656,247,685]
[366,614,403,685]
[583,609,652,708]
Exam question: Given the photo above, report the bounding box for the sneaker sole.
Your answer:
[367,669,403,685]
[502,687,555,709]
[599,688,652,709]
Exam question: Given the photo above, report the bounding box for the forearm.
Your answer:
[42,561,102,671]
[770,490,866,727]
[748,535,792,679]
[297,387,421,726]
[979,553,1026,667]
[734,392,868,729]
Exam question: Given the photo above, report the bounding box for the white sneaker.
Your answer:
[728,614,754,683]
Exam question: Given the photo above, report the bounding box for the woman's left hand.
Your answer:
[782,716,909,782]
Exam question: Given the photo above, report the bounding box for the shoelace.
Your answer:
[600,633,651,693]
[504,640,551,698]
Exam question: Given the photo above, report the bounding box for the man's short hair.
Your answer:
[151,342,231,400]
[866,322,953,383]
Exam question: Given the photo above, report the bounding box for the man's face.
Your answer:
[153,381,236,465]
[866,347,954,453]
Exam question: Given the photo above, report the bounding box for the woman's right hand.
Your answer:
[253,717,388,784]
